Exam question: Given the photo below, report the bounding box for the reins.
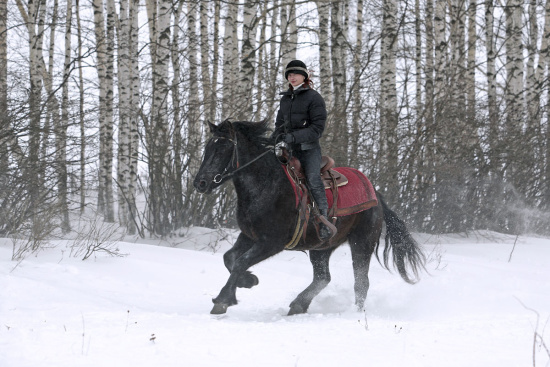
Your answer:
[212,133,276,184]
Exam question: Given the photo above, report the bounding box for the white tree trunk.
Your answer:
[328,0,348,167]
[504,0,524,138]
[91,0,114,222]
[16,0,48,218]
[315,0,332,106]
[102,0,115,222]
[92,0,107,214]
[170,0,184,230]
[58,0,72,232]
[526,0,540,132]
[434,0,447,134]
[415,0,423,122]
[117,0,131,228]
[186,0,200,172]
[255,2,267,119]
[266,0,280,120]
[149,0,171,235]
[280,0,297,61]
[466,0,476,124]
[238,0,258,119]
[75,0,86,214]
[127,0,140,235]
[0,0,7,173]
[211,0,221,121]
[200,1,212,121]
[380,0,399,200]
[450,0,466,115]
[222,1,238,118]
[351,0,363,168]
[485,0,498,169]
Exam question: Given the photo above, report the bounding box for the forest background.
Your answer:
[1,0,549,242]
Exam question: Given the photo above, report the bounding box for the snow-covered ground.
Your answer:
[1,229,549,367]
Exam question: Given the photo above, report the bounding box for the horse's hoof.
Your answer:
[237,272,259,288]
[210,303,228,315]
[287,303,306,316]
[243,274,259,288]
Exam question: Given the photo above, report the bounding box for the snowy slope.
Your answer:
[0,231,549,367]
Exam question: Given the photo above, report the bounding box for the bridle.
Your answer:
[209,132,275,184]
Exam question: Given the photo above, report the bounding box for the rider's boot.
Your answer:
[318,208,337,241]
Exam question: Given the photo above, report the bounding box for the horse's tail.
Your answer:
[376,193,426,284]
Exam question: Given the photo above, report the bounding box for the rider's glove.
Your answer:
[282,133,295,144]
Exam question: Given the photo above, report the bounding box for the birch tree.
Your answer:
[117,0,133,229]
[43,0,57,177]
[127,0,140,234]
[145,0,172,235]
[466,0,476,127]
[280,0,297,61]
[255,1,268,119]
[266,0,280,120]
[327,1,349,167]
[526,0,539,126]
[0,0,7,177]
[350,0,363,168]
[92,0,115,222]
[211,1,221,121]
[222,1,238,118]
[58,0,72,232]
[543,0,550,208]
[504,0,524,192]
[170,0,184,231]
[16,0,47,225]
[182,0,203,228]
[421,0,435,211]
[75,0,86,214]
[485,0,499,172]
[315,1,332,106]
[379,0,399,201]
[200,1,213,122]
[238,0,258,119]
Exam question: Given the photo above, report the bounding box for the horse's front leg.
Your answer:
[211,240,283,314]
[223,233,259,289]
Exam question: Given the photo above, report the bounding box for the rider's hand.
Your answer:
[282,133,295,144]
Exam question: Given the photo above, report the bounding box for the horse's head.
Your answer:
[193,119,236,194]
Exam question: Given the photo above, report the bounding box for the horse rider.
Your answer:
[272,59,336,241]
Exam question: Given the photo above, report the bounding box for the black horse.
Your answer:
[193,119,426,315]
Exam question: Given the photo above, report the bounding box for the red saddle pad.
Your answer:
[326,167,378,216]
[284,165,378,217]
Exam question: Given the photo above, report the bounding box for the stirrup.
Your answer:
[318,215,337,240]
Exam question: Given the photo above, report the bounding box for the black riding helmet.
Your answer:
[284,60,309,81]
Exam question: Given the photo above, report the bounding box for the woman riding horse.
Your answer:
[273,60,335,241]
[193,119,426,315]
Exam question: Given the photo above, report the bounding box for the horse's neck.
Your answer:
[232,141,286,201]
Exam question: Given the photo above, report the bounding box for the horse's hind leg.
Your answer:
[288,248,335,316]
[223,233,259,289]
[349,239,374,311]
[348,214,380,311]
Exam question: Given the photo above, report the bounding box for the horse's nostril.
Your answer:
[194,179,208,192]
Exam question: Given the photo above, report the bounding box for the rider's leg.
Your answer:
[295,148,336,240]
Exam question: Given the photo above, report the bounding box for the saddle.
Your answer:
[281,150,349,189]
[279,149,345,249]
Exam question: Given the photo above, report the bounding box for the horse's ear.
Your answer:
[207,120,216,133]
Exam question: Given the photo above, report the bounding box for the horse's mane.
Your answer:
[230,119,272,146]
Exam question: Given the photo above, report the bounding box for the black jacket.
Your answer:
[275,85,327,150]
